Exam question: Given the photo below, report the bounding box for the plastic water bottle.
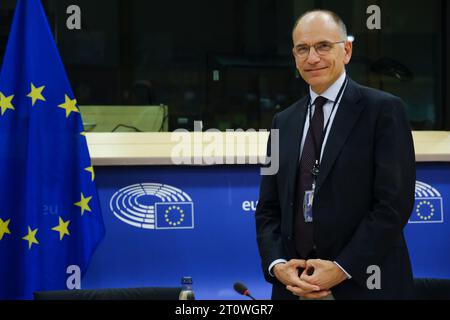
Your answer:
[179,276,195,300]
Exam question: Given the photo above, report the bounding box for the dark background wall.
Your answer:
[0,0,447,131]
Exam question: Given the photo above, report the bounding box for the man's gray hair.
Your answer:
[292,9,348,40]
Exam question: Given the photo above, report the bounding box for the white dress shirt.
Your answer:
[269,71,351,279]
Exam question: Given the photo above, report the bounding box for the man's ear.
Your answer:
[343,41,353,65]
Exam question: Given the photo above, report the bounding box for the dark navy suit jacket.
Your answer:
[255,78,416,300]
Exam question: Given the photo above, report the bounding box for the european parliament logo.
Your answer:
[409,181,444,224]
[110,183,194,230]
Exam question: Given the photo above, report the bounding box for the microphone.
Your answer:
[233,282,256,300]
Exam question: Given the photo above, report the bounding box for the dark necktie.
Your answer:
[294,96,328,258]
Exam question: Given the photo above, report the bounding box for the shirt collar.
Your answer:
[309,71,347,104]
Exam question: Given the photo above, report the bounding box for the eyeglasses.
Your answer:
[293,41,345,58]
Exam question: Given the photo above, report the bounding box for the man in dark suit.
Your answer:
[255,9,416,300]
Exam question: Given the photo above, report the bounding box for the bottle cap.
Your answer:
[182,276,193,285]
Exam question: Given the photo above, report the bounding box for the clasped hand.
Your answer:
[273,259,347,298]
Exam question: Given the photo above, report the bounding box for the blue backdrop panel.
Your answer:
[83,163,450,299]
[405,163,450,279]
[83,166,271,299]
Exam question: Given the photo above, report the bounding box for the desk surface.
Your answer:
[85,131,450,166]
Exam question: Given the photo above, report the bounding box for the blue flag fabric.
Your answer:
[0,0,105,299]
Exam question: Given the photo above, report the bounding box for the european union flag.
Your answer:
[409,197,444,223]
[155,203,194,229]
[0,0,104,299]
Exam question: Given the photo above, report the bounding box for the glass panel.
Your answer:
[0,0,444,131]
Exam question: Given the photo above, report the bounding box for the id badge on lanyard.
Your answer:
[302,76,348,223]
[303,181,316,223]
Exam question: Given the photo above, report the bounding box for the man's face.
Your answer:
[292,13,352,93]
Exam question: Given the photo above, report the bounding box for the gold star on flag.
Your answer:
[74,193,92,215]
[0,218,11,240]
[58,94,79,118]
[85,166,95,181]
[0,92,15,116]
[51,217,70,240]
[27,83,46,106]
[22,226,39,249]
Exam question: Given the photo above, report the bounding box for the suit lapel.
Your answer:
[315,79,364,193]
[286,97,308,200]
